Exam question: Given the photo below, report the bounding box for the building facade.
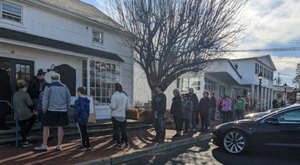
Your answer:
[0,0,134,120]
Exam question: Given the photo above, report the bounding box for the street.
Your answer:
[124,140,300,165]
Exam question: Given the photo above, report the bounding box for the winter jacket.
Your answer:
[110,91,129,118]
[0,69,11,100]
[199,97,211,115]
[182,100,193,120]
[210,96,217,108]
[27,77,47,100]
[236,98,246,110]
[42,80,71,112]
[74,97,90,125]
[13,90,34,121]
[170,95,182,118]
[189,93,199,112]
[222,98,232,112]
[152,93,167,115]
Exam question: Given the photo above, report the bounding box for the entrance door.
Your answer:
[11,59,34,94]
[0,57,34,120]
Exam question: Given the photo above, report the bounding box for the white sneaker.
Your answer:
[56,145,62,151]
[34,145,48,151]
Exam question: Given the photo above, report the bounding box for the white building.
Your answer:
[135,55,277,110]
[0,0,133,119]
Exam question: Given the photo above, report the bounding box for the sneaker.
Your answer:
[113,144,124,150]
[22,142,33,148]
[124,143,130,148]
[34,145,48,151]
[56,145,62,151]
[172,134,181,138]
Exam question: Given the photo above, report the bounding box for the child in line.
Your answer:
[74,87,91,149]
[13,80,36,147]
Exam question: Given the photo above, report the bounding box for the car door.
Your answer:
[274,108,300,147]
[251,108,300,148]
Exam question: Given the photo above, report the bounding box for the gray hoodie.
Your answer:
[42,80,71,112]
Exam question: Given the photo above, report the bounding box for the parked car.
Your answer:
[212,103,300,154]
[244,108,280,120]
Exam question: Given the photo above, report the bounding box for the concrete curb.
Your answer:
[77,133,212,165]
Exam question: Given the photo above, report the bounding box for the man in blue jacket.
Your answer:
[35,72,71,152]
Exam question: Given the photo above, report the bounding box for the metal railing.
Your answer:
[0,100,19,147]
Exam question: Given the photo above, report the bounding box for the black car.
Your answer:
[212,104,300,154]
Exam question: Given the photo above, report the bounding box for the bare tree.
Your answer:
[109,0,247,93]
[293,75,300,88]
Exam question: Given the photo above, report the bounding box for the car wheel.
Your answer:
[223,130,247,154]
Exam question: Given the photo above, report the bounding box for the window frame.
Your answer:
[92,29,104,44]
[1,1,23,23]
[83,60,121,105]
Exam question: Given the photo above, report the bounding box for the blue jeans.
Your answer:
[154,114,165,141]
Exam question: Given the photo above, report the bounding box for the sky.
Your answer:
[82,0,300,86]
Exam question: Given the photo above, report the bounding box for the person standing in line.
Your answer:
[222,95,231,123]
[35,83,48,129]
[182,94,193,134]
[188,88,199,132]
[170,89,182,138]
[152,85,167,142]
[236,96,247,120]
[27,69,47,110]
[74,87,91,149]
[198,91,210,131]
[231,96,237,121]
[0,62,11,130]
[35,73,71,152]
[217,97,223,120]
[110,83,129,149]
[210,92,217,121]
[13,80,36,147]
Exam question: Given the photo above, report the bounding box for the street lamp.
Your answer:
[258,72,263,111]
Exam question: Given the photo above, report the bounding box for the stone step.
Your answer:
[0,124,151,146]
[0,120,141,139]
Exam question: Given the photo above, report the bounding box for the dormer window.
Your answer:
[92,30,104,44]
[1,2,22,23]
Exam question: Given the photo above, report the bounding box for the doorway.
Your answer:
[0,57,34,120]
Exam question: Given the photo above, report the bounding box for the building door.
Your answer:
[0,57,34,120]
[11,59,34,93]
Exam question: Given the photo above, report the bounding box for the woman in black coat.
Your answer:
[170,88,182,137]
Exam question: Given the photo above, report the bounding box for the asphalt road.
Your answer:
[123,140,300,165]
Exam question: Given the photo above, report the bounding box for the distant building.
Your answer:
[135,55,277,110]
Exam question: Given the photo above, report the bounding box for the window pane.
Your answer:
[2,3,22,22]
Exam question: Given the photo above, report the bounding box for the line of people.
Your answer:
[13,70,130,151]
[167,88,248,137]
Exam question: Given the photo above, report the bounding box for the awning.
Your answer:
[0,27,124,62]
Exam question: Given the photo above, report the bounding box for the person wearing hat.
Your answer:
[34,72,71,152]
[0,62,12,130]
[27,69,47,107]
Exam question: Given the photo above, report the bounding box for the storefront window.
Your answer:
[82,60,121,105]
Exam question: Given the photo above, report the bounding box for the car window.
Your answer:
[277,109,300,122]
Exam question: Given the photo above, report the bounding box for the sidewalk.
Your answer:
[0,124,216,165]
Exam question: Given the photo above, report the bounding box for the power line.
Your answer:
[223,47,300,52]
